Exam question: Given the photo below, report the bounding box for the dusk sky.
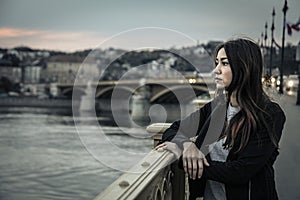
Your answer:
[0,0,299,52]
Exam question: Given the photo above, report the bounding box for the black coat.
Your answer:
[162,98,286,200]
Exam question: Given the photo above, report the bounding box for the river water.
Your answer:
[0,107,156,200]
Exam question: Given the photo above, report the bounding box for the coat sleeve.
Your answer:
[161,102,210,149]
[202,104,286,185]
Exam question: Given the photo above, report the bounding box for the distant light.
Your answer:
[287,80,294,87]
[189,78,196,84]
[271,77,276,83]
[277,80,280,85]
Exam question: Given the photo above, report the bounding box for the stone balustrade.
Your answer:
[95,99,210,200]
[94,122,186,200]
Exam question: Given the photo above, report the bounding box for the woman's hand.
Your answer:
[155,142,182,159]
[182,142,209,180]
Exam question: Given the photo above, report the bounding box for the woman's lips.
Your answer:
[214,77,222,82]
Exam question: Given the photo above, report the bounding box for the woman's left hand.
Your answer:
[155,142,182,159]
[182,142,209,180]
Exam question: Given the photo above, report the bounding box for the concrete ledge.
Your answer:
[94,150,176,200]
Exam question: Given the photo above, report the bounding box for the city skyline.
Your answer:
[0,0,300,52]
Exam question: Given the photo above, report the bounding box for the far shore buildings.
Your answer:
[44,55,84,83]
[0,52,100,96]
[0,59,21,83]
[43,55,99,83]
[1,43,220,87]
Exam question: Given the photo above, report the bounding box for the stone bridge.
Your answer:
[55,76,214,104]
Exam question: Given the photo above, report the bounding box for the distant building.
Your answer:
[44,55,98,83]
[23,59,45,84]
[44,55,83,83]
[0,59,21,83]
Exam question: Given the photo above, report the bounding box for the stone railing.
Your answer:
[94,122,186,200]
[95,99,210,200]
[146,123,172,147]
[94,122,185,200]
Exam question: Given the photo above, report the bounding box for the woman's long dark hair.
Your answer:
[214,38,277,152]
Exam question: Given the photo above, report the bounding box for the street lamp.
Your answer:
[260,32,264,49]
[296,41,300,105]
[269,8,275,76]
[264,22,268,50]
[279,0,288,94]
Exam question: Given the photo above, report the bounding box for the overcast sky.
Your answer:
[0,0,299,52]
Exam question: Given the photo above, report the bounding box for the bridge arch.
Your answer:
[95,86,136,99]
[61,87,86,99]
[150,85,209,104]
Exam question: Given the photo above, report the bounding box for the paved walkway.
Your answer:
[274,95,300,200]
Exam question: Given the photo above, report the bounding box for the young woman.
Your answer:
[156,38,286,200]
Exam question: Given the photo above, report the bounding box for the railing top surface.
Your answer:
[146,123,172,134]
[94,149,174,200]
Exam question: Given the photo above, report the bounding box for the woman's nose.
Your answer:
[213,65,221,74]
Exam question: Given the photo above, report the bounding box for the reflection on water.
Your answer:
[0,107,153,200]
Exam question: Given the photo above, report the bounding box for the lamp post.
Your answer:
[269,8,275,76]
[264,22,268,77]
[279,0,288,94]
[261,32,264,49]
[264,22,268,55]
[296,41,300,105]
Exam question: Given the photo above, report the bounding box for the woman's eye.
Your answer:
[222,62,229,66]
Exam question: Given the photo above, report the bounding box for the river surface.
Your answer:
[0,107,156,200]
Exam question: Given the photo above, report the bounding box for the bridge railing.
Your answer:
[94,122,186,200]
[94,99,210,200]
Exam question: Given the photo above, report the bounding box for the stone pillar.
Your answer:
[79,81,94,111]
[131,85,151,122]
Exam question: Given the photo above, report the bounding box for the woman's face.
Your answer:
[213,48,233,89]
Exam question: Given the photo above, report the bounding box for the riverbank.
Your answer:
[0,97,77,108]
